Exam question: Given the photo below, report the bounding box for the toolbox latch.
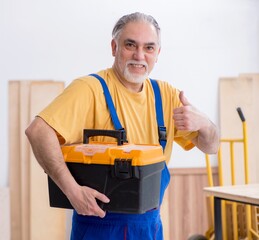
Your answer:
[114,159,132,179]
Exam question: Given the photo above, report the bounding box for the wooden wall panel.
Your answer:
[8,80,66,240]
[161,167,218,240]
[160,186,170,240]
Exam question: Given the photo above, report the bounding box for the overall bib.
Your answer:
[70,75,170,240]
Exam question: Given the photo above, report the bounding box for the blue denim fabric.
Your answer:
[70,164,170,240]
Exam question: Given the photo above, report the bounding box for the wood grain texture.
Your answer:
[204,184,259,205]
[8,81,67,240]
[29,82,66,240]
[161,167,219,240]
[19,81,31,240]
[8,81,22,240]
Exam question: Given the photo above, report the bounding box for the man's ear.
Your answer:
[111,39,117,56]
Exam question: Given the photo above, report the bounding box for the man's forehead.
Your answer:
[118,21,159,44]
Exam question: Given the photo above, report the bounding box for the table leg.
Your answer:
[214,197,222,240]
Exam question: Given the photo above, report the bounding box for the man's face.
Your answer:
[112,21,160,85]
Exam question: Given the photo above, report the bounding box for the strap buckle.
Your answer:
[158,126,167,141]
[118,128,128,145]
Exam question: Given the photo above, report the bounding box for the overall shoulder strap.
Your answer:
[89,73,125,132]
[89,74,166,150]
[150,79,167,151]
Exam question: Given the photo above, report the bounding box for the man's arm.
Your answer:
[173,91,220,154]
[190,119,219,154]
[25,117,109,217]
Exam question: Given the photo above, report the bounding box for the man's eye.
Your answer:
[125,43,136,50]
[146,46,155,52]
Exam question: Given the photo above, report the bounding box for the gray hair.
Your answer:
[112,12,161,45]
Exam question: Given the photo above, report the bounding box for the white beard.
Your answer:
[123,60,149,84]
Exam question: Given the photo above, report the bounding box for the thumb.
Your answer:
[179,91,191,106]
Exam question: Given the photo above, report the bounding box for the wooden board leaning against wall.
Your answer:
[9,81,66,240]
[0,187,10,240]
[219,74,259,185]
[219,74,259,238]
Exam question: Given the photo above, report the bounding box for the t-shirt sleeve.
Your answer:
[174,130,198,150]
[38,78,98,144]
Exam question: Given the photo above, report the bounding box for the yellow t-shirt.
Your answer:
[38,68,197,164]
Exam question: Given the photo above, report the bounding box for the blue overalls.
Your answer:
[70,75,170,240]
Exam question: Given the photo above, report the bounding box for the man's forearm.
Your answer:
[192,121,220,154]
[25,117,78,197]
[25,117,110,216]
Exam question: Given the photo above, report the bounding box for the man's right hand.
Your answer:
[25,117,110,218]
[66,184,110,218]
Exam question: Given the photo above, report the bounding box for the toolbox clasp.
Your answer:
[114,159,133,179]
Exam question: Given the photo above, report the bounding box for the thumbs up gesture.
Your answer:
[173,91,209,131]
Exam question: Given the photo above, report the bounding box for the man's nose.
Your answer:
[133,48,145,60]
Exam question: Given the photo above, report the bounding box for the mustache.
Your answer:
[126,60,148,68]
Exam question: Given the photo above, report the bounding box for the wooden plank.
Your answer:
[204,184,259,206]
[19,81,31,240]
[8,81,22,240]
[9,80,67,240]
[0,187,10,240]
[29,81,66,240]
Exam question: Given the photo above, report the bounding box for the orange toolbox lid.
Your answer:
[61,142,165,166]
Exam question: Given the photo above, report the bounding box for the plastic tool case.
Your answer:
[48,129,165,214]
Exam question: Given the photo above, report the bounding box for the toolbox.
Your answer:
[48,129,165,214]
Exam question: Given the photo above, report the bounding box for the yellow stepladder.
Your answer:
[189,107,259,240]
[203,107,259,240]
[238,108,259,239]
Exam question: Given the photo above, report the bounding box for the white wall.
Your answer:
[1,0,259,187]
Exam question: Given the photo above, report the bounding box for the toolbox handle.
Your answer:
[236,107,245,122]
[83,129,128,145]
